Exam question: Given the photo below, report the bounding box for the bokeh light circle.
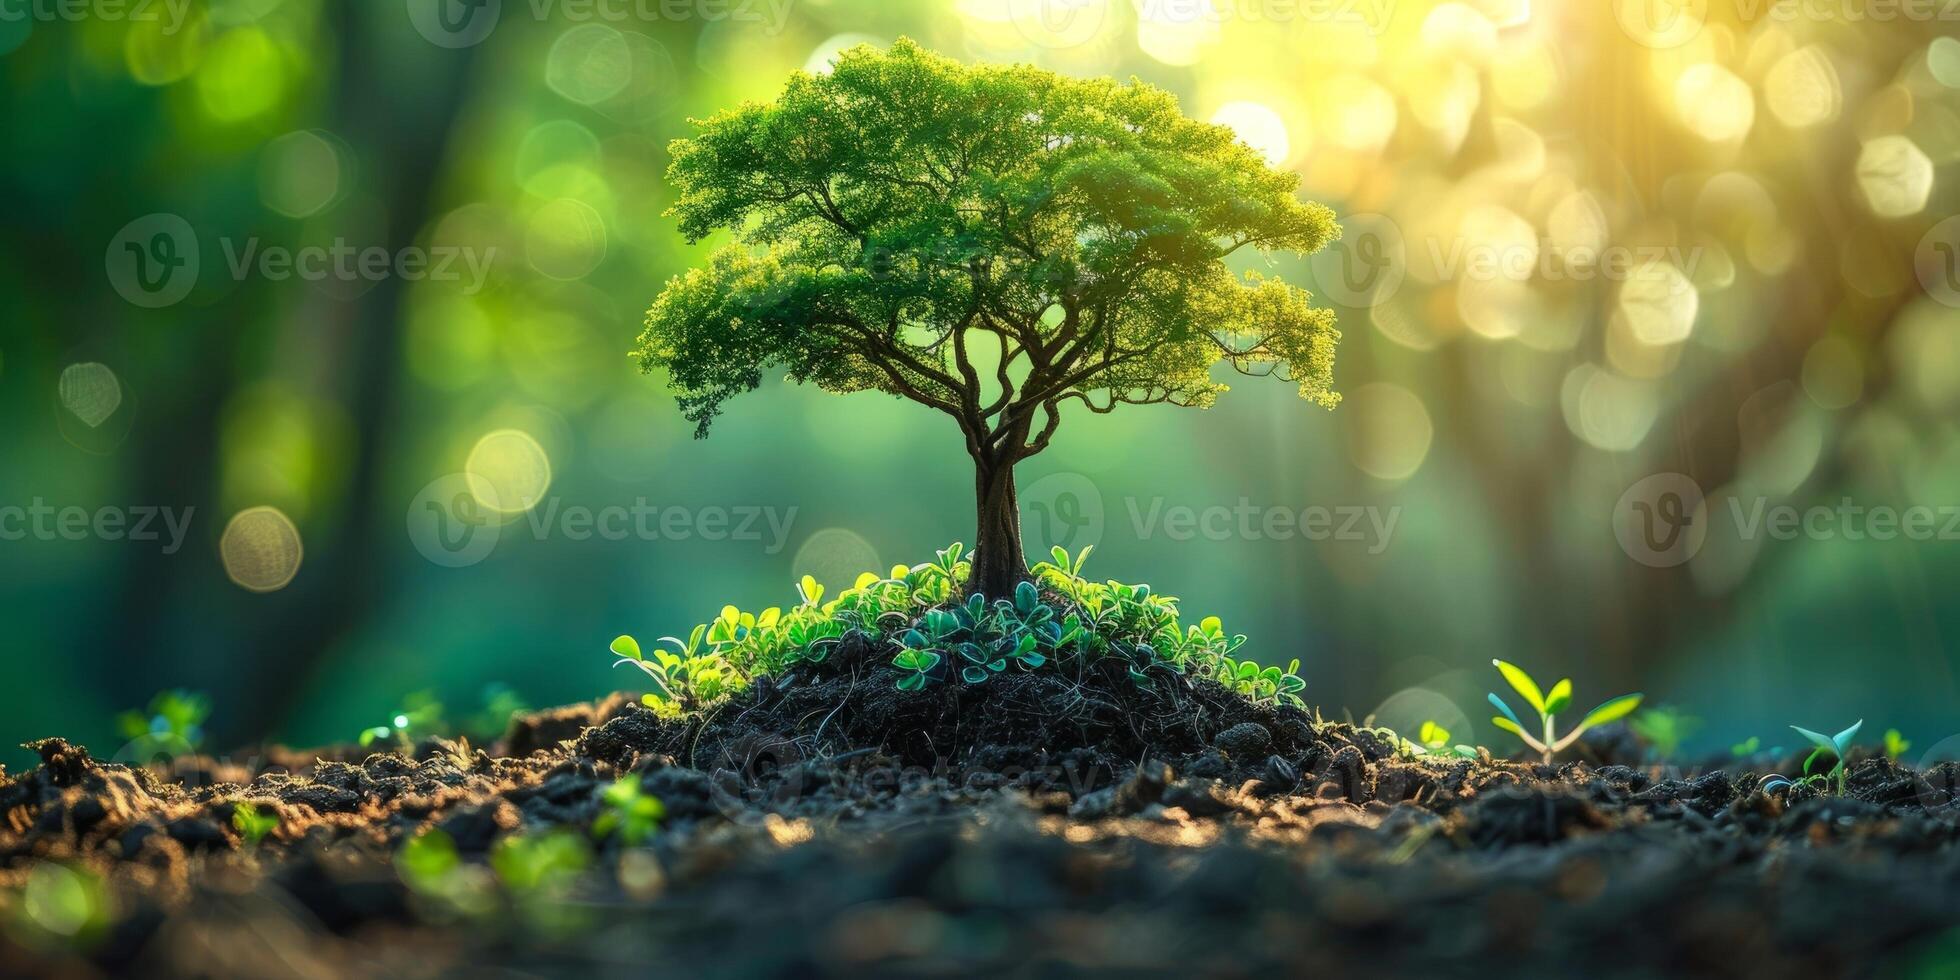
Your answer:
[546,24,633,105]
[792,528,883,596]
[465,429,553,515]
[221,506,305,593]
[1344,384,1434,481]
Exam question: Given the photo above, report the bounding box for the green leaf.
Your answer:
[896,673,927,692]
[1543,679,1572,717]
[1487,693,1525,730]
[1490,715,1529,740]
[1491,660,1546,716]
[962,666,990,684]
[1578,693,1643,730]
[610,635,642,661]
[1833,720,1864,755]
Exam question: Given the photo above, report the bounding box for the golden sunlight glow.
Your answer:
[1209,101,1292,167]
[1618,260,1701,346]
[1765,46,1842,129]
[466,429,553,515]
[1316,74,1398,153]
[805,33,883,74]
[1135,0,1219,66]
[1856,135,1935,218]
[1344,384,1434,481]
[1674,64,1755,143]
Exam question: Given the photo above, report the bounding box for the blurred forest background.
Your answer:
[2,0,1959,767]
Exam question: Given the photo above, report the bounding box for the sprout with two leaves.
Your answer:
[1486,660,1643,764]
[1761,720,1863,797]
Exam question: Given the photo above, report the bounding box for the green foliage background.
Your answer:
[2,0,1959,766]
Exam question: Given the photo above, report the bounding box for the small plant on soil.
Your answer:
[608,543,1306,715]
[359,693,443,750]
[591,775,665,846]
[634,39,1343,598]
[1629,705,1701,758]
[116,689,209,755]
[1389,721,1477,761]
[1486,660,1643,764]
[1885,728,1911,761]
[230,803,278,847]
[1781,720,1863,796]
[1731,736,1762,757]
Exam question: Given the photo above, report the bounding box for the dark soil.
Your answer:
[6,656,1960,978]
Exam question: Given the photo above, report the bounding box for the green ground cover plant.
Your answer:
[611,543,1307,716]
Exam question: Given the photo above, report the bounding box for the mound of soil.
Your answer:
[5,661,1960,978]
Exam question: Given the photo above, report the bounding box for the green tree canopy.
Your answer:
[637,39,1342,595]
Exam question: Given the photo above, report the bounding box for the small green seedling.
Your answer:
[117,689,211,759]
[360,693,444,750]
[1629,705,1700,759]
[231,802,278,846]
[466,684,530,741]
[1487,660,1643,764]
[1388,721,1478,761]
[1731,736,1761,757]
[1791,720,1862,795]
[592,775,665,846]
[491,831,591,897]
[1885,729,1911,762]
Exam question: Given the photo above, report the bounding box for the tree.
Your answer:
[636,40,1343,598]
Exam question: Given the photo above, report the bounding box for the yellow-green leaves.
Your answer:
[1487,661,1641,763]
[1580,694,1644,731]
[610,635,642,661]
[1492,660,1546,714]
[1544,679,1573,717]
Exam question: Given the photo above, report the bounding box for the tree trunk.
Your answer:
[968,455,1029,598]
